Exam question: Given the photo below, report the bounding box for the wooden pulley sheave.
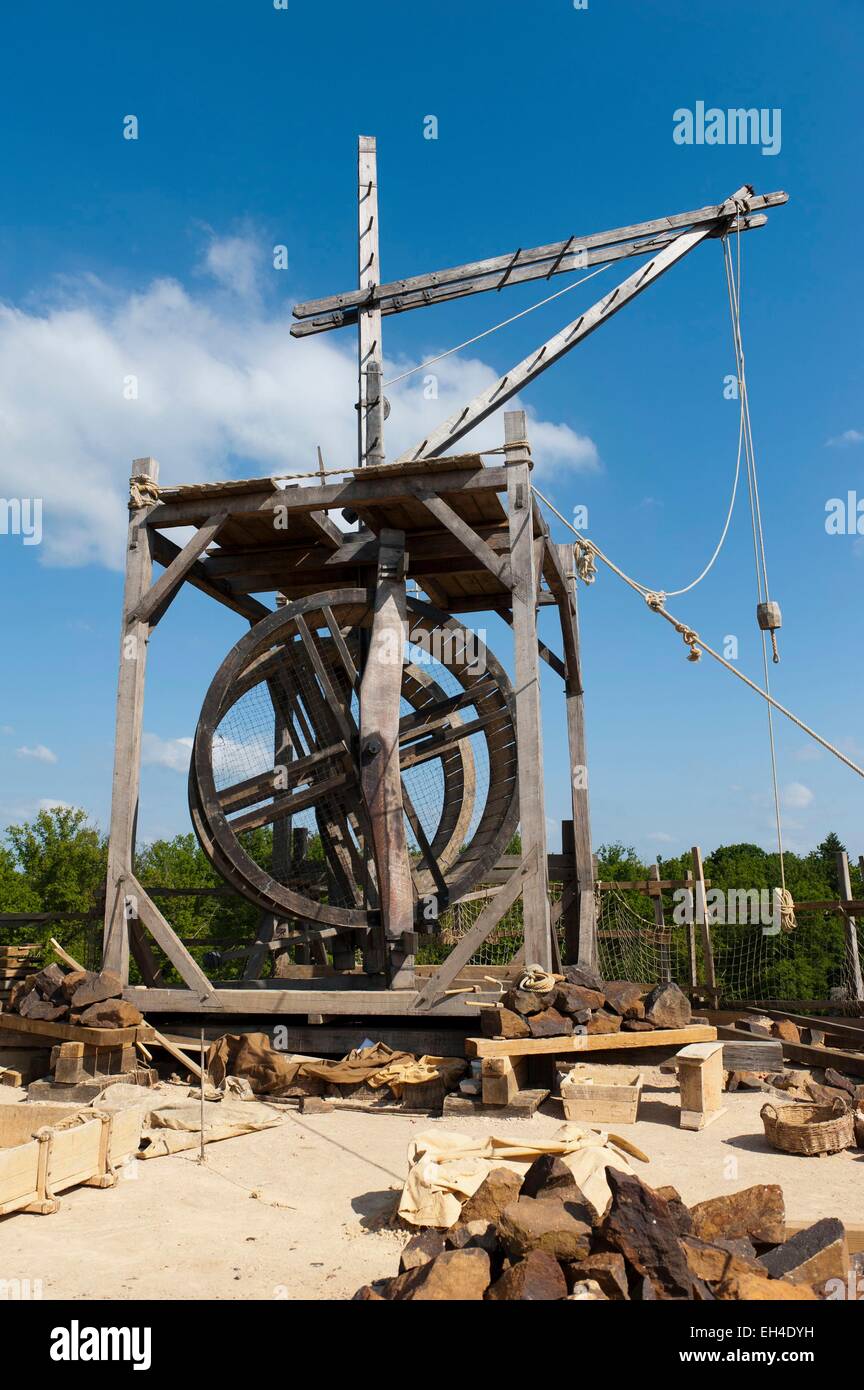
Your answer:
[757,598,782,663]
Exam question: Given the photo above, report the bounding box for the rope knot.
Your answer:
[129,478,161,510]
[573,539,597,585]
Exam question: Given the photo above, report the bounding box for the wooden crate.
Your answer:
[559,1064,643,1124]
[0,1102,143,1217]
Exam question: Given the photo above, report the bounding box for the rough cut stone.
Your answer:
[772,1018,801,1043]
[58,969,89,1003]
[527,1006,573,1038]
[824,1067,856,1097]
[601,1170,698,1299]
[622,1019,655,1031]
[32,964,67,1000]
[714,1269,817,1301]
[76,999,144,1029]
[497,1196,593,1262]
[563,1251,629,1299]
[485,1249,567,1301]
[644,981,692,1028]
[554,983,605,1015]
[446,1220,498,1254]
[458,1167,523,1225]
[70,969,123,1009]
[603,981,645,1018]
[586,1010,622,1035]
[481,1006,530,1039]
[352,1283,387,1300]
[384,1247,491,1300]
[689,1184,785,1246]
[654,1186,693,1237]
[520,1154,581,1202]
[19,992,68,1021]
[758,1218,848,1288]
[502,988,548,1016]
[563,965,604,993]
[682,1236,762,1284]
[400,1229,446,1272]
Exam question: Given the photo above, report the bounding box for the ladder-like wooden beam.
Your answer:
[292,190,786,335]
[400,190,753,463]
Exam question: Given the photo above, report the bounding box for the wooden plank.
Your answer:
[837,850,864,1001]
[103,459,159,982]
[692,845,717,1002]
[399,198,752,462]
[716,1024,864,1078]
[359,530,414,986]
[414,847,539,1009]
[126,878,216,1000]
[505,414,551,968]
[147,466,509,529]
[556,541,595,966]
[150,531,271,624]
[123,986,499,1016]
[0,1011,140,1049]
[358,134,384,467]
[292,191,787,329]
[129,511,228,625]
[466,1024,718,1059]
[415,492,512,586]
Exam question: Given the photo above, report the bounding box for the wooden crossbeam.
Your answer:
[150,531,271,624]
[414,491,512,586]
[414,846,538,1009]
[291,191,786,335]
[399,194,753,463]
[126,877,216,1000]
[130,512,229,625]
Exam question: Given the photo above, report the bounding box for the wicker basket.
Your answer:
[854,1110,864,1150]
[760,1099,853,1156]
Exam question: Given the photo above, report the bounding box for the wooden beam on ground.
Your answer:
[414,847,539,1009]
[716,1024,864,1078]
[466,1024,718,1059]
[123,986,500,1016]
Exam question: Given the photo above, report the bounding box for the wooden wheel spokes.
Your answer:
[190,590,519,931]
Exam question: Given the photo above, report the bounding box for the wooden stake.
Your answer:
[837,850,864,1001]
[358,135,384,467]
[691,845,716,1003]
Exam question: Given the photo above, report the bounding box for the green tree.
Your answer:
[4,807,106,912]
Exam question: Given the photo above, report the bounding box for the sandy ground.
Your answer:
[1,1074,862,1301]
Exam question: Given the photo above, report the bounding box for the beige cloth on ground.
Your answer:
[137,1094,286,1158]
[206,1034,464,1098]
[398,1123,637,1228]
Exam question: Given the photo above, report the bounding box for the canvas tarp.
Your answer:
[398,1124,639,1228]
[206,1034,465,1098]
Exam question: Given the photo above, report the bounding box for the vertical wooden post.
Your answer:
[357,135,384,468]
[560,820,579,966]
[504,411,551,970]
[691,844,717,1003]
[650,862,671,983]
[556,542,596,967]
[103,458,159,980]
[684,868,698,990]
[836,850,864,1001]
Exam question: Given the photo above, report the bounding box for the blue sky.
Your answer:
[1,0,862,860]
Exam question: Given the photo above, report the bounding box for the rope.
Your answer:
[532,484,864,781]
[519,965,559,993]
[382,262,615,388]
[129,478,161,508]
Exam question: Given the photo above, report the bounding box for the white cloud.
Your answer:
[142,733,193,773]
[0,234,600,568]
[646,830,674,843]
[782,781,813,809]
[826,429,864,447]
[16,744,58,764]
[38,798,71,812]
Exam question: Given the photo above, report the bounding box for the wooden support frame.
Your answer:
[129,511,229,626]
[691,845,717,1003]
[836,849,864,1001]
[504,412,552,969]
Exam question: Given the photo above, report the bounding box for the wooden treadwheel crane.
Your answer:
[100,139,787,1020]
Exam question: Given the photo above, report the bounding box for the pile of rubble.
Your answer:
[483,967,693,1040]
[6,964,143,1029]
[355,1162,851,1302]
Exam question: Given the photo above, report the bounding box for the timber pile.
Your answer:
[354,1170,851,1301]
[482,967,693,1040]
[0,943,40,1012]
[5,964,144,1030]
